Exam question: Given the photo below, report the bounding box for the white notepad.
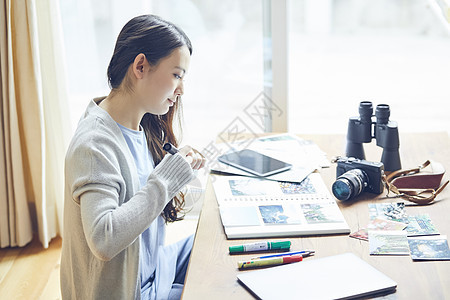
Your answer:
[237,253,397,300]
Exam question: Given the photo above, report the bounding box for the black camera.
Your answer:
[332,156,384,201]
[346,101,401,171]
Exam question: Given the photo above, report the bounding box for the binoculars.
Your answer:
[346,101,401,171]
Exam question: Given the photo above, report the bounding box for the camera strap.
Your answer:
[382,160,449,205]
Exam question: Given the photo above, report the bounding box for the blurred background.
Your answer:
[60,0,450,221]
[61,0,450,150]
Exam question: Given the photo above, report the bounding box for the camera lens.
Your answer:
[332,169,368,201]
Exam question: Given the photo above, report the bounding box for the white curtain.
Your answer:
[0,0,70,248]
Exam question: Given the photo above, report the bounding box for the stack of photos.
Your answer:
[349,202,450,260]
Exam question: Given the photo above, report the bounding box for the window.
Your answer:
[60,0,264,149]
[60,0,450,143]
[287,0,450,134]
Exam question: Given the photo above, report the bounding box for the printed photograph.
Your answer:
[408,236,450,260]
[279,177,316,194]
[369,230,410,255]
[258,134,294,142]
[229,178,268,196]
[301,203,344,224]
[349,229,369,241]
[258,205,302,225]
[368,202,408,223]
[405,214,439,236]
[350,218,408,241]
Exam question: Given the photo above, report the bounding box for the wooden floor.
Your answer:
[0,236,62,299]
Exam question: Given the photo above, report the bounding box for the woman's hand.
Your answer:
[179,145,206,170]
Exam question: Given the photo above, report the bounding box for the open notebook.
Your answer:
[237,253,397,300]
[212,173,350,238]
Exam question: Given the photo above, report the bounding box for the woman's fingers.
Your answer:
[178,146,206,170]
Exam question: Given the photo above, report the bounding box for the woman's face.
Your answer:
[136,45,191,115]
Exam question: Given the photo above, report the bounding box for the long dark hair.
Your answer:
[107,15,192,223]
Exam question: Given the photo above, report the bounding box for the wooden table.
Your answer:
[182,132,450,299]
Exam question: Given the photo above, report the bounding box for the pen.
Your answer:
[250,250,315,260]
[238,255,303,269]
[229,241,291,254]
[163,143,179,155]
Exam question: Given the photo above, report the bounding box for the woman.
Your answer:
[60,15,205,300]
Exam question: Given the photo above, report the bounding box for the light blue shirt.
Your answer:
[117,123,164,300]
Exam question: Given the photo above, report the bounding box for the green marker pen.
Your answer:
[229,241,291,254]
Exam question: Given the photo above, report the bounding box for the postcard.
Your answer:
[349,228,369,241]
[404,214,439,236]
[408,235,450,260]
[369,230,410,255]
[368,202,408,223]
[350,218,408,241]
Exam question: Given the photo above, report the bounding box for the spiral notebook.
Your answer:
[212,173,350,239]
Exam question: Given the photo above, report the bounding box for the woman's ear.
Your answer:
[132,53,147,79]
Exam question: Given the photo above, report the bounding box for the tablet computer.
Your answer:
[218,149,292,177]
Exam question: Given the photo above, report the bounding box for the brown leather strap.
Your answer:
[388,160,445,190]
[385,160,430,182]
[382,160,449,205]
